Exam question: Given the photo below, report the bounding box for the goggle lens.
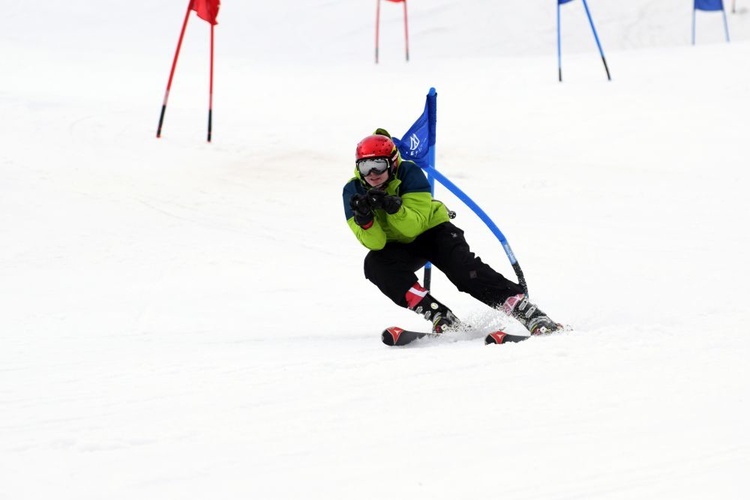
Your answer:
[357,158,390,177]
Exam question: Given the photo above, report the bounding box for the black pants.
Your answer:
[363,222,524,309]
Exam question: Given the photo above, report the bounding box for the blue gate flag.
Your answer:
[558,0,574,4]
[392,90,436,170]
[695,0,724,10]
[392,89,529,296]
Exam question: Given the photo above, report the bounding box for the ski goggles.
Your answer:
[357,158,390,177]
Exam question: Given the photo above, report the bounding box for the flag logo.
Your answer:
[409,133,421,152]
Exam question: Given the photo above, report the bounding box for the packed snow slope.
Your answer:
[1,1,749,499]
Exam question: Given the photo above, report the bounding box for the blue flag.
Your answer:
[392,91,437,169]
[559,0,575,4]
[695,0,724,10]
[389,88,528,293]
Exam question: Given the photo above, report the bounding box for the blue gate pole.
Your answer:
[692,6,697,45]
[423,87,437,290]
[422,165,528,297]
[581,0,611,80]
[557,1,563,82]
[722,8,731,41]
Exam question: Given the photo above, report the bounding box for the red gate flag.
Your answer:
[156,0,220,141]
[386,0,405,2]
[192,0,220,25]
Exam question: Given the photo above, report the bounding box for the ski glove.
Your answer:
[366,189,402,215]
[350,194,374,228]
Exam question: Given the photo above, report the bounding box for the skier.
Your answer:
[343,129,561,335]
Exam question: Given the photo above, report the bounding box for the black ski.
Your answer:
[486,324,571,344]
[381,326,530,346]
[381,327,435,346]
[484,331,530,345]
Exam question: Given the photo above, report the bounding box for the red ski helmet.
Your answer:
[355,134,401,177]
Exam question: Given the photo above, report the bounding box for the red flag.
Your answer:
[191,0,220,25]
[386,0,405,2]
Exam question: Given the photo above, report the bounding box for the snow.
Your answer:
[1,0,749,498]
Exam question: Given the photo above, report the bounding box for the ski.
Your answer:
[484,331,531,345]
[381,327,435,346]
[381,326,530,346]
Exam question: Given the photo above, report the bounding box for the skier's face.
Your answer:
[364,169,389,188]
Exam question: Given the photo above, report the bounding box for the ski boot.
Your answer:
[502,294,561,335]
[406,284,460,334]
[419,295,460,334]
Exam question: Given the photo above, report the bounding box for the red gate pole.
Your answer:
[207,23,215,142]
[375,0,381,63]
[157,0,193,138]
[403,0,410,61]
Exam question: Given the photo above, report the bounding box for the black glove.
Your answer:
[366,189,402,215]
[350,194,374,227]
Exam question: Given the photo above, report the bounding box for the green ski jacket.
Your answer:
[342,160,450,250]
